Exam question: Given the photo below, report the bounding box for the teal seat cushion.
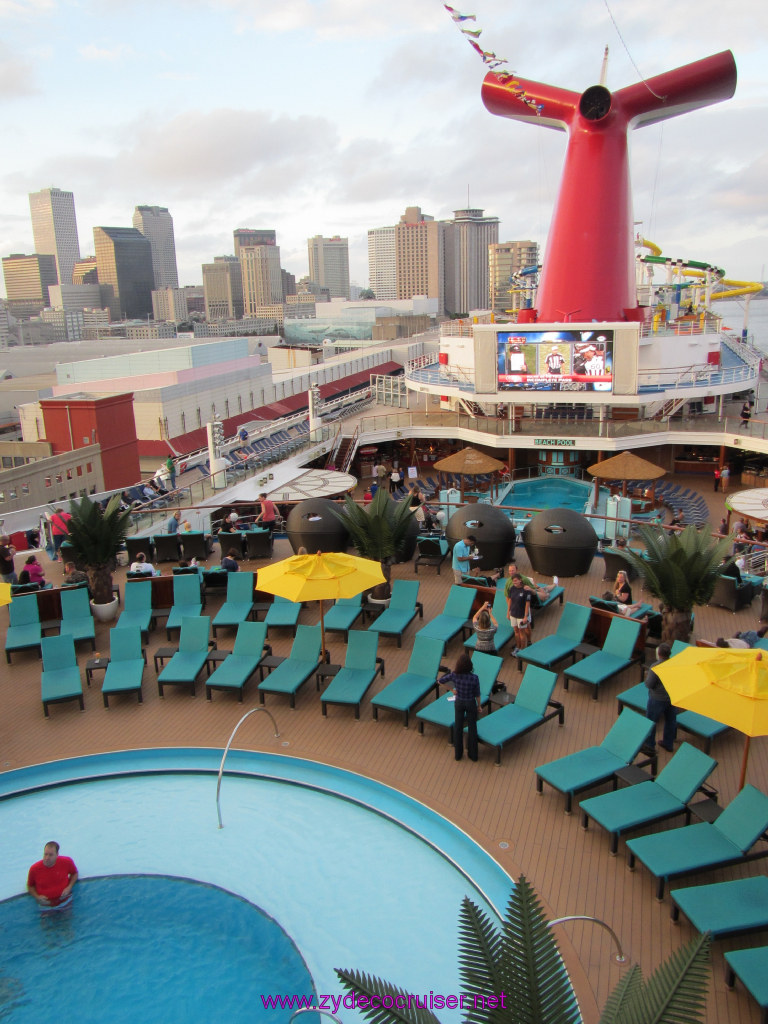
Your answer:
[535,748,624,793]
[672,876,768,937]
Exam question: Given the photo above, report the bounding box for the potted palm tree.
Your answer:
[337,875,711,1024]
[623,523,733,644]
[332,489,415,599]
[64,494,133,621]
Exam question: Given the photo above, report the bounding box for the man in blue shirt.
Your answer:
[452,534,476,584]
[167,510,181,534]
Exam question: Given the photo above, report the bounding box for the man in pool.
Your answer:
[27,841,78,907]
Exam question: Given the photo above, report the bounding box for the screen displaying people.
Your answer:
[497,329,613,392]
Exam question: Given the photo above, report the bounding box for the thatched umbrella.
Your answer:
[587,450,666,502]
[433,447,506,501]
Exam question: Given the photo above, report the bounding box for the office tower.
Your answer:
[28,187,81,287]
[93,227,155,320]
[47,284,104,312]
[152,287,188,322]
[72,256,99,284]
[182,285,205,315]
[443,208,499,315]
[307,235,350,300]
[2,253,58,316]
[489,240,540,313]
[367,226,397,300]
[395,206,444,312]
[132,205,179,288]
[233,228,276,257]
[202,257,243,320]
[240,245,283,315]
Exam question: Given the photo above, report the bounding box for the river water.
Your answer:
[716,297,768,353]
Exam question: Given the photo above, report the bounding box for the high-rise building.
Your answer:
[489,240,540,313]
[2,253,58,317]
[233,229,276,258]
[28,187,81,287]
[202,257,243,320]
[367,226,397,300]
[307,235,350,300]
[152,287,188,323]
[443,208,499,315]
[72,256,98,284]
[132,205,179,288]
[395,207,444,313]
[93,227,155,320]
[240,245,283,315]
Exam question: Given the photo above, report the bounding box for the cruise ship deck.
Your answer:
[2,473,766,1024]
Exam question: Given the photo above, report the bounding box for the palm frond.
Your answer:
[598,964,643,1024]
[335,969,442,1024]
[500,876,581,1024]
[457,896,505,1024]
[630,931,711,1024]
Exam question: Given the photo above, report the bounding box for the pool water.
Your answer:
[0,875,314,1024]
[0,750,535,1024]
[500,477,593,513]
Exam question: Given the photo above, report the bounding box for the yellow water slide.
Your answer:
[639,240,763,300]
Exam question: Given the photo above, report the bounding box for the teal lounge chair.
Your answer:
[323,595,364,642]
[414,537,449,574]
[367,579,422,648]
[6,594,42,663]
[670,875,768,938]
[416,585,475,645]
[535,709,654,813]
[158,615,211,697]
[626,783,768,899]
[416,650,502,739]
[165,574,203,640]
[616,683,728,753]
[517,602,592,672]
[371,635,444,727]
[102,627,145,707]
[258,624,321,708]
[116,579,155,641]
[212,571,255,637]
[264,595,301,637]
[41,634,83,717]
[321,630,382,718]
[579,742,717,853]
[464,589,515,654]
[206,621,269,702]
[725,946,768,1023]
[562,616,642,700]
[476,666,562,765]
[59,585,96,651]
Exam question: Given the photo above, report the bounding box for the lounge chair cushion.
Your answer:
[671,875,768,937]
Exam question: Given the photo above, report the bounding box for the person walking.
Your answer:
[48,508,72,562]
[713,466,721,492]
[165,455,177,490]
[389,467,401,494]
[721,465,730,493]
[644,642,677,752]
[438,652,482,762]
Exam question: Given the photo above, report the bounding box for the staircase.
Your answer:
[458,398,486,418]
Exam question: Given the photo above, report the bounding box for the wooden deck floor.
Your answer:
[1,475,766,1023]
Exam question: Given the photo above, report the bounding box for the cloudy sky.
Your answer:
[1,0,766,296]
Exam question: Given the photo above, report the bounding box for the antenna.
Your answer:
[599,45,609,86]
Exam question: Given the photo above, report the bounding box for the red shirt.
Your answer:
[27,855,77,904]
[260,499,276,523]
[50,512,72,537]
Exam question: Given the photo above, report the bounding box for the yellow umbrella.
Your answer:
[656,647,768,790]
[256,551,385,660]
[0,582,12,607]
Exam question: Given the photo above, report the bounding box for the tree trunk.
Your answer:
[661,607,693,645]
[89,565,114,605]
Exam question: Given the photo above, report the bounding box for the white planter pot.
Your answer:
[91,597,119,622]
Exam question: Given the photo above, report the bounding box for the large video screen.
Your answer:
[497,329,614,392]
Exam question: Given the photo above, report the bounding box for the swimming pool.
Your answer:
[0,748,546,1024]
[500,477,594,514]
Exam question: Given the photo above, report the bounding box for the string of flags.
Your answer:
[443,4,543,115]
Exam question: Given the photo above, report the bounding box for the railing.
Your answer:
[216,707,281,829]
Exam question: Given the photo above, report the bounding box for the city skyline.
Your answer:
[1,0,766,298]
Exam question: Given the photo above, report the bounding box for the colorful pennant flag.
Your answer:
[443,3,542,116]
